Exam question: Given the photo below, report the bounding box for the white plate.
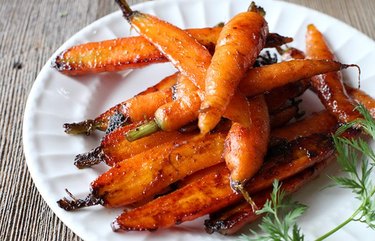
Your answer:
[23,0,375,240]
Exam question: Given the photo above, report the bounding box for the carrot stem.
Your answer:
[74,146,104,169]
[248,1,266,16]
[125,120,160,142]
[63,119,99,135]
[115,0,134,20]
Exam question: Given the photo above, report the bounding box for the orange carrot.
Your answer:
[270,104,301,128]
[199,3,268,134]
[150,59,347,134]
[53,26,292,76]
[112,134,334,231]
[271,111,337,143]
[306,24,361,123]
[223,95,270,198]
[52,27,220,76]
[205,156,332,235]
[63,72,177,135]
[116,0,211,88]
[346,84,375,117]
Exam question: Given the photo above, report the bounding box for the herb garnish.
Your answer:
[244,104,375,241]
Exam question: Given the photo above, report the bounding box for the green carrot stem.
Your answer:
[125,120,160,142]
[315,205,363,241]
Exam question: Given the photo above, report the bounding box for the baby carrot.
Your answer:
[52,27,222,76]
[223,94,270,205]
[306,24,361,123]
[63,72,177,135]
[116,0,211,88]
[199,2,268,134]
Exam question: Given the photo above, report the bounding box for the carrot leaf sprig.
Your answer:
[242,179,307,241]
[244,104,375,241]
[319,104,375,240]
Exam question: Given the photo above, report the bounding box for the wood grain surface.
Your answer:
[0,0,374,240]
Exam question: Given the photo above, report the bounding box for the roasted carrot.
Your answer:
[116,0,211,88]
[239,59,348,97]
[128,59,350,140]
[74,92,302,169]
[270,103,302,128]
[63,72,177,135]
[58,112,338,210]
[74,126,198,168]
[52,26,292,76]
[271,111,337,143]
[66,64,310,136]
[205,156,333,235]
[306,24,361,123]
[152,76,250,132]
[199,3,268,134]
[112,134,334,231]
[345,84,375,117]
[58,131,227,210]
[74,91,297,169]
[52,27,220,76]
[265,79,309,113]
[223,95,270,199]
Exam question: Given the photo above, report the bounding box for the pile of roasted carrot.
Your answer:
[55,0,375,235]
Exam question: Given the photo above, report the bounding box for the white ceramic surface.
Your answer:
[23,0,375,240]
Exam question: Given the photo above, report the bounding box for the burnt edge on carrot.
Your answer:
[57,189,103,211]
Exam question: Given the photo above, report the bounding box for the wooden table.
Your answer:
[1,0,374,240]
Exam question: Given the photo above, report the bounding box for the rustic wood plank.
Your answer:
[0,0,374,241]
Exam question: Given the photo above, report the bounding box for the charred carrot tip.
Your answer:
[57,189,102,211]
[74,146,104,169]
[51,52,71,71]
[63,119,97,135]
[248,1,266,16]
[111,220,121,232]
[115,0,135,20]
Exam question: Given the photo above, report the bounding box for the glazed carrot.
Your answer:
[74,92,302,169]
[199,3,268,134]
[63,72,177,135]
[52,27,221,76]
[58,113,338,211]
[205,156,333,235]
[58,131,227,210]
[265,79,309,113]
[74,88,300,169]
[271,111,337,143]
[153,75,203,131]
[116,0,211,88]
[345,84,375,117]
[74,126,198,168]
[128,59,349,140]
[64,62,312,137]
[52,26,292,76]
[223,95,270,198]
[270,104,302,128]
[153,75,263,132]
[306,24,361,123]
[112,134,334,231]
[239,59,348,97]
